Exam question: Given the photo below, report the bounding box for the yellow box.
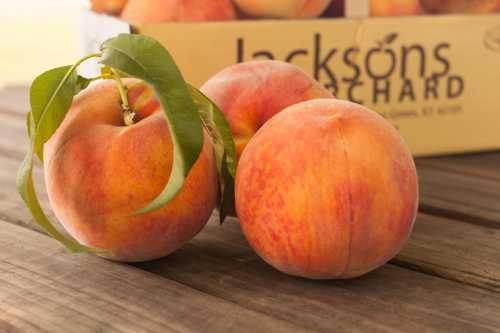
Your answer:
[82,10,500,156]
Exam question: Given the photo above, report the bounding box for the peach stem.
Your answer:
[111,68,136,126]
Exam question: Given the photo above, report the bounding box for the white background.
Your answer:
[0,0,88,88]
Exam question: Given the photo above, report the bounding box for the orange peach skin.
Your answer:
[419,0,499,13]
[201,60,334,158]
[44,80,218,262]
[121,0,236,23]
[91,0,128,15]
[232,0,333,18]
[370,0,423,16]
[236,99,418,279]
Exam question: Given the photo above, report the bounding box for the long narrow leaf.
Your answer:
[17,114,98,253]
[100,34,204,214]
[30,67,91,161]
[189,86,238,223]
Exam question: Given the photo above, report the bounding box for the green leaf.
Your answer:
[384,32,399,45]
[100,34,204,215]
[26,112,32,138]
[17,114,99,253]
[101,66,128,78]
[219,152,236,222]
[189,86,237,223]
[76,75,91,93]
[30,66,90,161]
[18,59,98,253]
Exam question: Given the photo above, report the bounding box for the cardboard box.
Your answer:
[82,9,500,156]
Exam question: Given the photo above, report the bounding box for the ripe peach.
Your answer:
[419,0,499,13]
[43,80,218,262]
[201,60,334,158]
[236,99,418,279]
[91,0,128,15]
[121,0,236,23]
[232,0,333,19]
[370,0,423,16]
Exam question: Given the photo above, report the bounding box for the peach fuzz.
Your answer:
[232,0,333,18]
[43,80,218,262]
[419,0,499,14]
[236,99,418,279]
[91,0,128,15]
[201,60,334,158]
[121,0,236,23]
[370,0,423,17]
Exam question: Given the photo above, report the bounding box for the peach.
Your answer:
[121,0,236,23]
[201,60,334,158]
[43,80,218,262]
[370,0,423,17]
[236,99,418,279]
[232,0,333,19]
[91,0,128,15]
[419,0,499,14]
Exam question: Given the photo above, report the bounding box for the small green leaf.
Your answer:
[100,34,204,214]
[101,66,128,78]
[26,112,32,138]
[30,66,90,161]
[76,75,91,94]
[17,115,98,253]
[19,55,100,253]
[384,32,398,45]
[189,86,237,223]
[219,152,236,222]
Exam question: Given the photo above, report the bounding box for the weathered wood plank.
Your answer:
[0,155,47,233]
[1,150,500,293]
[135,217,500,333]
[418,152,500,182]
[416,160,500,228]
[0,86,29,116]
[0,221,304,333]
[0,106,28,161]
[1,85,500,332]
[0,85,500,330]
[2,204,500,332]
[1,146,500,331]
[395,213,500,292]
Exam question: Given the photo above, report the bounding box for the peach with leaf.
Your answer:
[18,34,237,261]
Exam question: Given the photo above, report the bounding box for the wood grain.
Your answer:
[0,86,29,116]
[2,206,500,332]
[135,217,500,333]
[0,221,304,333]
[416,157,500,228]
[1,148,500,293]
[2,86,500,332]
[395,213,500,292]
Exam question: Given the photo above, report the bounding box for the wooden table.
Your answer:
[1,87,499,333]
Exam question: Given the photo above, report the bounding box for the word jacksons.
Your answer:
[237,33,466,105]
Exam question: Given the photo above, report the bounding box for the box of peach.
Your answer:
[82,0,500,157]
